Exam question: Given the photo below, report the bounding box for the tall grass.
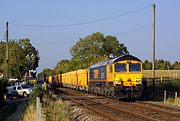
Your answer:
[45,98,72,121]
[21,84,72,121]
[21,104,35,121]
[165,97,180,106]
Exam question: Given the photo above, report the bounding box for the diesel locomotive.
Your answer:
[48,55,143,99]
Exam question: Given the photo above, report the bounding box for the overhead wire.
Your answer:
[115,25,152,35]
[10,5,151,28]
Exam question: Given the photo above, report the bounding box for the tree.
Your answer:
[0,38,40,79]
[143,60,152,70]
[70,32,129,69]
[54,59,71,74]
[0,42,6,74]
[38,68,53,80]
[172,61,180,70]
[19,38,40,70]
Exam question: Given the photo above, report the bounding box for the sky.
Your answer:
[0,0,180,73]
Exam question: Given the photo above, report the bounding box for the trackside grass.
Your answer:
[21,104,35,121]
[21,99,72,121]
[164,97,180,106]
[45,98,72,121]
[21,84,72,121]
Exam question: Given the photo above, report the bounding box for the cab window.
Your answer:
[129,63,141,72]
[115,63,126,72]
[17,86,22,90]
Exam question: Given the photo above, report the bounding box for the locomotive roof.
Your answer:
[90,55,141,69]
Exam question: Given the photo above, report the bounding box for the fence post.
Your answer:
[36,97,39,121]
[164,90,166,104]
[175,92,177,105]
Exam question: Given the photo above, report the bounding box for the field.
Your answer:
[143,70,180,78]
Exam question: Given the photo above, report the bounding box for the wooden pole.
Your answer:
[6,22,9,81]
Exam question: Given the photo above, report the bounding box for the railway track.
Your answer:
[50,87,180,121]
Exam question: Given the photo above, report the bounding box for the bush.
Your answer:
[0,78,8,100]
[28,84,42,105]
[162,80,180,92]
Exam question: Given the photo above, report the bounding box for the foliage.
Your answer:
[70,32,129,70]
[28,84,42,105]
[54,59,71,75]
[38,68,53,80]
[0,78,8,100]
[143,59,180,70]
[0,38,40,79]
[19,38,40,70]
[143,60,152,70]
[172,62,180,70]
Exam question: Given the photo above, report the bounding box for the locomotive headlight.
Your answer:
[115,80,121,84]
[136,80,142,84]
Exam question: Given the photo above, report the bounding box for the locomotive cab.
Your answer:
[113,60,142,87]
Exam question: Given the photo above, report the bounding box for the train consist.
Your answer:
[47,55,143,99]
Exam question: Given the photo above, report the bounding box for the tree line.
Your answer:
[143,59,180,70]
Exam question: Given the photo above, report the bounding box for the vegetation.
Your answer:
[21,104,36,121]
[21,84,72,121]
[165,97,180,106]
[70,32,128,70]
[21,84,41,121]
[0,78,8,100]
[45,98,72,121]
[143,60,180,70]
[28,84,42,105]
[0,38,40,79]
[38,68,53,80]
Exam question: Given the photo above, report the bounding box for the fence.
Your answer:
[142,78,180,101]
[36,97,46,121]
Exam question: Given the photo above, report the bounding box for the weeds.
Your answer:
[45,98,72,121]
[21,84,72,121]
[20,104,36,121]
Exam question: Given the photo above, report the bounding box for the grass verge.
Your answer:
[165,97,180,106]
[21,84,72,121]
[45,98,72,121]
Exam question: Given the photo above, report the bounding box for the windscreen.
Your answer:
[129,63,141,72]
[115,63,126,72]
[21,85,32,89]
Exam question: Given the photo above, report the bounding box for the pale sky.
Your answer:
[0,0,179,73]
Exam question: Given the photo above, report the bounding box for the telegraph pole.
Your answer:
[6,21,9,81]
[152,4,156,99]
[152,4,156,78]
